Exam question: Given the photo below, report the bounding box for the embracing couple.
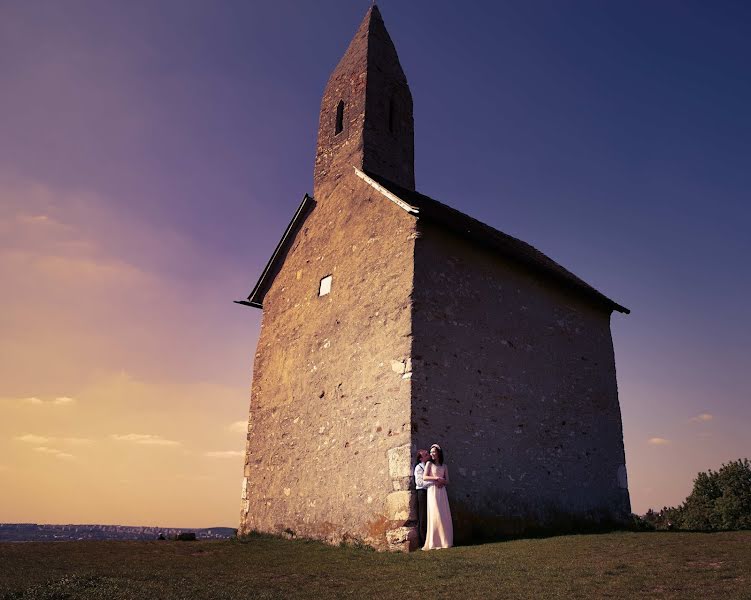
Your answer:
[414,444,453,550]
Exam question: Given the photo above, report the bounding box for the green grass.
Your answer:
[1,532,749,599]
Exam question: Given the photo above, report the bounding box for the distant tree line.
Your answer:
[639,458,751,531]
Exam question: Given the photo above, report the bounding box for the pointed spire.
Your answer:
[313,5,415,196]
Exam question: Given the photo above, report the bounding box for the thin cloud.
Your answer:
[21,396,77,407]
[15,433,51,444]
[18,214,53,226]
[690,413,713,423]
[53,396,75,405]
[205,450,244,458]
[111,433,181,447]
[15,434,92,445]
[648,437,671,446]
[33,447,74,459]
[227,420,247,433]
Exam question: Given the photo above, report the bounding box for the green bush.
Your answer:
[641,506,682,530]
[646,458,751,531]
[678,458,751,531]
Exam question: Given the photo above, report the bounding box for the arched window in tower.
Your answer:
[335,100,344,135]
[388,97,396,134]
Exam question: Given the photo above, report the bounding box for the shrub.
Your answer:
[628,513,655,531]
[678,458,751,531]
[645,459,751,531]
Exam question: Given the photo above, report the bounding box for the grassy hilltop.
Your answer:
[1,531,749,599]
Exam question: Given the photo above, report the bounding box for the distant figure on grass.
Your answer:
[414,449,433,547]
[422,444,453,550]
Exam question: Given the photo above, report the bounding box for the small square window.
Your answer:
[319,275,332,297]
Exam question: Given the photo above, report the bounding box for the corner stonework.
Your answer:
[385,443,418,551]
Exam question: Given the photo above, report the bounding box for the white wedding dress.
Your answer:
[423,463,453,550]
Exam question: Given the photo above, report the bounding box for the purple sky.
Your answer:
[1,1,749,525]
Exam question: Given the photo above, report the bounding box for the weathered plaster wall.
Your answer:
[411,222,630,541]
[240,173,418,551]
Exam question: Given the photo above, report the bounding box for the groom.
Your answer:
[413,449,431,547]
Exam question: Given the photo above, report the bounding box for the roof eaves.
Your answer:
[419,205,630,314]
[235,193,316,310]
[354,167,419,214]
[421,208,630,315]
[361,170,629,315]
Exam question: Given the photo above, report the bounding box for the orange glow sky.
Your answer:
[2,2,749,527]
[0,175,257,526]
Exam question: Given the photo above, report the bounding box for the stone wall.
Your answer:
[411,222,630,541]
[240,173,418,551]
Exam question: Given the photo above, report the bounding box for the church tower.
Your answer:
[238,4,630,552]
[313,5,415,196]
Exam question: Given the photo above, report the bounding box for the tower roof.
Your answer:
[327,5,407,90]
[314,4,415,192]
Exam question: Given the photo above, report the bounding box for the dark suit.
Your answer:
[416,488,428,546]
[414,462,429,547]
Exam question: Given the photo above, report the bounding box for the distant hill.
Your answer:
[0,523,236,542]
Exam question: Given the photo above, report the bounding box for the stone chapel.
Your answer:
[237,6,631,551]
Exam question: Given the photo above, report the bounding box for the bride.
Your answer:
[422,443,453,550]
